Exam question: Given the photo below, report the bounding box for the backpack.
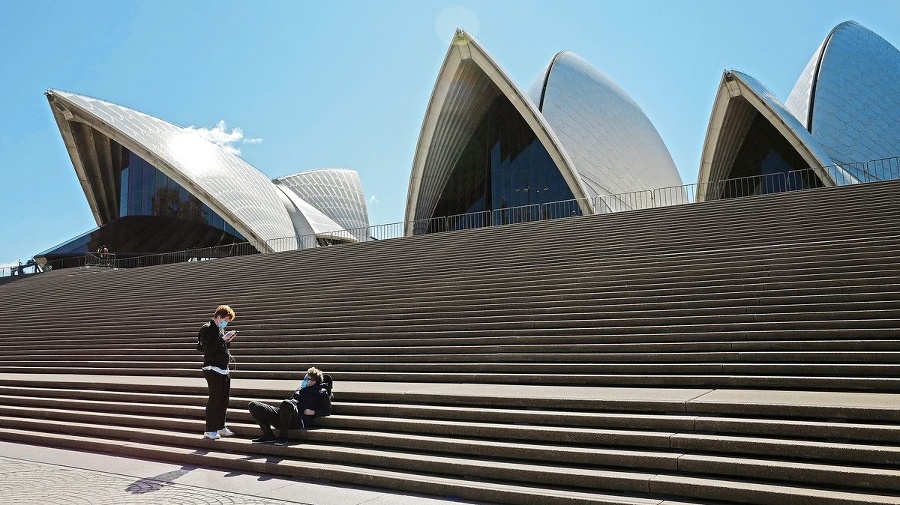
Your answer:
[196,326,205,352]
[322,374,334,398]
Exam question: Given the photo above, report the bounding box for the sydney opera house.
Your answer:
[406,30,683,234]
[39,90,369,265]
[698,21,900,196]
[34,20,899,267]
[408,21,899,231]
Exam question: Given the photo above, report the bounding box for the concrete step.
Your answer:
[3,350,898,365]
[5,340,900,358]
[6,332,900,357]
[3,236,896,316]
[5,263,899,322]
[216,402,900,493]
[2,375,898,423]
[2,179,900,503]
[0,366,898,393]
[0,416,897,505]
[4,358,900,377]
[6,386,899,444]
[0,428,669,505]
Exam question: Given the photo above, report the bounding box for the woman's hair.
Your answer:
[306,367,324,384]
[214,305,236,320]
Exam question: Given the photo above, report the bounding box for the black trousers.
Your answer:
[203,370,230,432]
[248,399,309,436]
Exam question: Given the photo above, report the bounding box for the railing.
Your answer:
[85,252,117,268]
[110,243,261,270]
[8,155,898,276]
[0,260,42,278]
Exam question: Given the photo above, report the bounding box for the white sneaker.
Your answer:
[204,431,221,440]
[217,427,235,437]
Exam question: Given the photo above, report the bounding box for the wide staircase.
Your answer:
[0,180,898,504]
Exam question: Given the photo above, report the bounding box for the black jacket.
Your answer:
[289,383,332,417]
[199,319,230,369]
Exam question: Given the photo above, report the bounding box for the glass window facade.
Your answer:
[720,114,822,198]
[39,150,251,262]
[119,152,244,240]
[430,96,576,230]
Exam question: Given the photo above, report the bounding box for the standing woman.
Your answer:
[198,304,237,440]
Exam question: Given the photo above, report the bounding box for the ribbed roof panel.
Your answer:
[275,169,369,242]
[48,90,296,252]
[406,30,588,230]
[416,62,499,222]
[788,21,900,170]
[526,51,682,197]
[697,70,838,190]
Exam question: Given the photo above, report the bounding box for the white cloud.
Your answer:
[185,120,262,155]
[368,195,380,204]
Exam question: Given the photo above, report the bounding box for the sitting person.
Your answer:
[248,366,332,444]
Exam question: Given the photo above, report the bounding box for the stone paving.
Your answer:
[0,441,473,505]
[0,456,298,505]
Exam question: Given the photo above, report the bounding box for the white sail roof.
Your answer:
[405,30,586,231]
[697,70,838,191]
[786,21,900,172]
[406,30,683,231]
[47,90,297,252]
[275,169,369,242]
[526,51,682,198]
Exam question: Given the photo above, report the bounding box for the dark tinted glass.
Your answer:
[430,95,575,231]
[721,113,823,198]
[119,151,244,240]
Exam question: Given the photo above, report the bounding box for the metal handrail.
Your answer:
[0,260,42,278]
[6,155,897,276]
[85,252,117,268]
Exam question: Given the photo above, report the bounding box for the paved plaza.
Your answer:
[0,441,473,505]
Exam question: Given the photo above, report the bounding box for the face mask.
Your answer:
[218,320,228,329]
[300,378,309,389]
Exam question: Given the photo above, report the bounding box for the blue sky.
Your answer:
[1,0,898,267]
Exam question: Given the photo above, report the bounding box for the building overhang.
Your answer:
[275,169,369,243]
[272,182,357,244]
[697,70,838,201]
[46,90,296,253]
[404,30,589,235]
